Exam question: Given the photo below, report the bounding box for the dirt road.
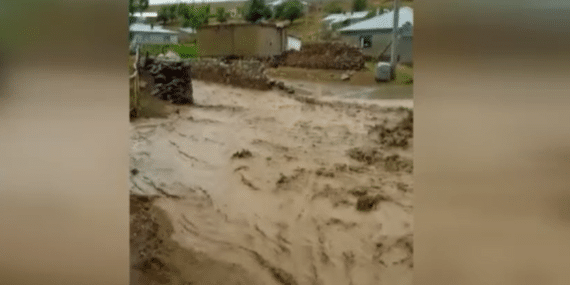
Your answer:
[130,80,413,285]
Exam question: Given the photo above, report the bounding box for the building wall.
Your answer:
[341,31,412,63]
[197,25,285,57]
[197,26,234,56]
[255,26,285,57]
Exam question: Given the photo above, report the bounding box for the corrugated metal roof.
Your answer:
[179,27,196,34]
[129,23,178,34]
[323,11,369,23]
[269,0,308,6]
[339,7,413,32]
[132,12,158,18]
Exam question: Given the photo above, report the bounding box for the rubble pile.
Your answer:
[279,42,365,70]
[141,57,194,104]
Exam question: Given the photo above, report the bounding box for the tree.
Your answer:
[177,3,191,19]
[200,5,211,24]
[215,7,229,23]
[180,5,210,29]
[128,0,149,15]
[273,3,286,19]
[157,6,169,24]
[244,0,272,23]
[168,4,177,21]
[128,0,149,25]
[281,0,304,23]
[352,0,367,12]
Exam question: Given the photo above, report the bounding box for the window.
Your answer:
[360,35,372,48]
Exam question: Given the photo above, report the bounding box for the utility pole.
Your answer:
[389,0,400,80]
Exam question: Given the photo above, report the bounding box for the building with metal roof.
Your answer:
[129,23,179,52]
[338,7,413,63]
[322,11,369,29]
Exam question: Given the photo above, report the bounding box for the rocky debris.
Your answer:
[369,109,413,147]
[165,50,181,61]
[280,42,365,71]
[384,154,413,173]
[141,57,194,104]
[232,149,253,159]
[356,195,379,211]
[191,58,272,90]
[346,147,384,165]
[356,194,390,212]
[341,73,351,81]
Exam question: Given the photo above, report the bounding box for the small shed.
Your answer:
[196,22,289,57]
[338,7,413,63]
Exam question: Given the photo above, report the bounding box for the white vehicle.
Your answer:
[375,62,392,82]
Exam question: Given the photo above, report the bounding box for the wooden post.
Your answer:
[130,45,140,117]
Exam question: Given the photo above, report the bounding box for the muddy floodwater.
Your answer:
[130,80,413,285]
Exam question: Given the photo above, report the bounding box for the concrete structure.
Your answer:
[196,22,288,57]
[338,7,413,63]
[287,35,302,51]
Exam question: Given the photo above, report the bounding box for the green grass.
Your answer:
[139,44,199,58]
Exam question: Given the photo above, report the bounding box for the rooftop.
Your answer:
[268,0,308,6]
[129,23,178,34]
[339,7,413,32]
[132,12,158,18]
[322,11,369,23]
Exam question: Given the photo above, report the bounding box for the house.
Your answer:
[268,0,309,15]
[196,22,289,57]
[131,12,158,24]
[129,23,179,51]
[322,11,369,30]
[338,7,413,63]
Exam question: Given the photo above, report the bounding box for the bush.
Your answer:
[215,7,229,23]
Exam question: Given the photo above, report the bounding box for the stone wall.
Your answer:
[141,58,194,104]
[140,56,273,104]
[278,42,365,70]
[190,58,272,90]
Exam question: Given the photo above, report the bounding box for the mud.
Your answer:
[130,80,413,285]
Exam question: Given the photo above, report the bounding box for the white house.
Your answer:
[131,12,158,23]
[268,0,309,15]
[322,11,369,30]
[129,23,179,51]
[338,7,413,63]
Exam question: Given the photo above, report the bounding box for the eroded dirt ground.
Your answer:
[130,80,413,285]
